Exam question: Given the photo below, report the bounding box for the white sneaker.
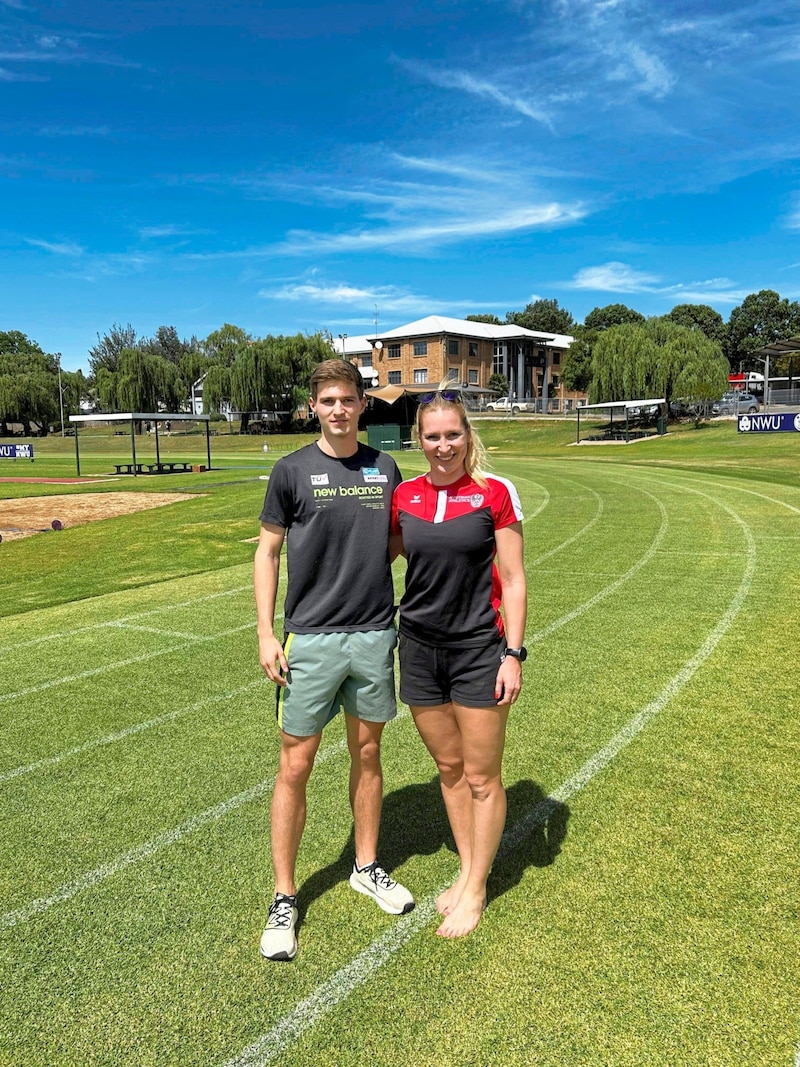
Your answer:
[260,893,298,961]
[349,861,415,915]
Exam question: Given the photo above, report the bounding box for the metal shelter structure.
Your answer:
[575,399,667,444]
[68,412,212,477]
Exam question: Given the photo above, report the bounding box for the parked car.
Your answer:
[712,391,760,415]
[485,396,537,414]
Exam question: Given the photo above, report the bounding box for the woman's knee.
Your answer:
[465,769,503,801]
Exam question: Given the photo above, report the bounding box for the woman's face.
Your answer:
[418,405,468,482]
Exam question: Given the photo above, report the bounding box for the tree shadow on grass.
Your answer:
[296,775,569,919]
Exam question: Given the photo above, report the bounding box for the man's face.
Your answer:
[310,381,366,443]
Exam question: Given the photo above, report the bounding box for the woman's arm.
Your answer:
[493,521,527,706]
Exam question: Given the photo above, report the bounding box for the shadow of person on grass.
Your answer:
[296,774,569,920]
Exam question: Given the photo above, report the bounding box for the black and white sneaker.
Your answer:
[260,893,298,961]
[349,861,415,915]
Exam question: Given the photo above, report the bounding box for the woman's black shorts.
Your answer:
[398,631,505,708]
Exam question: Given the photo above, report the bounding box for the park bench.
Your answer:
[144,461,194,475]
[113,462,146,475]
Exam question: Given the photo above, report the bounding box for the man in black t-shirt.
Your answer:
[254,359,414,962]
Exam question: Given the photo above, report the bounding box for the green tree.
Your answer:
[725,289,800,368]
[0,332,63,435]
[487,373,508,394]
[583,304,645,331]
[88,323,138,377]
[560,333,593,393]
[506,298,575,335]
[590,318,727,410]
[203,323,252,366]
[667,303,725,344]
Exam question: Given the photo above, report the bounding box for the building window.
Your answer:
[448,339,459,356]
[468,341,478,358]
[449,366,460,380]
[413,341,428,356]
[413,369,428,383]
[552,351,560,365]
[551,375,560,390]
[468,370,478,384]
[362,352,372,367]
[388,371,401,384]
[388,344,401,359]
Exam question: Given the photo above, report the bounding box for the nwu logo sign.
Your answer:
[738,413,800,434]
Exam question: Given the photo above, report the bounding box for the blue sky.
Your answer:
[3,0,800,372]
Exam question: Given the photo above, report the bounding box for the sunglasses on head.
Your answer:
[419,389,461,405]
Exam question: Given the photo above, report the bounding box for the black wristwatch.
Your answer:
[503,646,528,662]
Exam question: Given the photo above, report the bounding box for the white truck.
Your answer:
[485,396,537,414]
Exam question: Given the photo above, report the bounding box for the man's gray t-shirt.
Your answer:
[259,442,402,634]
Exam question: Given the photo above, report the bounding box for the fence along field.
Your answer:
[0,443,798,1065]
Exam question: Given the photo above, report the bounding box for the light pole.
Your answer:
[338,333,348,361]
[56,352,65,436]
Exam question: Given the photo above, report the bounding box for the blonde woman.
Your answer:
[390,389,527,938]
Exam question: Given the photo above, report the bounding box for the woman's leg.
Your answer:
[410,703,473,915]
[436,701,509,938]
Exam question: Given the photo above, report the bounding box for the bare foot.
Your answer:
[435,893,486,938]
[436,872,468,916]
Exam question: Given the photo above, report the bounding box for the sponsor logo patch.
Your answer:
[310,473,329,486]
[449,493,485,508]
[362,467,388,484]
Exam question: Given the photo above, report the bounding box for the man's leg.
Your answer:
[271,729,322,895]
[345,714,384,867]
[345,713,415,915]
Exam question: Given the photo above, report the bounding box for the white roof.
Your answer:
[330,334,372,356]
[367,315,574,349]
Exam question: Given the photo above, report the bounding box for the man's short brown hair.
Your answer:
[310,358,364,401]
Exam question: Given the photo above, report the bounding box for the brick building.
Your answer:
[332,315,583,412]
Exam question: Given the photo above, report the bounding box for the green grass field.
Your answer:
[1,421,798,1065]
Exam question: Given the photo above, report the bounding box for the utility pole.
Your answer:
[56,352,65,436]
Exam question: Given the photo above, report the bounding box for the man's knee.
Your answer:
[278,736,319,788]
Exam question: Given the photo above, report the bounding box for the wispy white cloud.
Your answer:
[38,124,110,137]
[567,261,749,304]
[139,224,209,239]
[24,237,84,256]
[568,262,661,292]
[0,66,47,81]
[274,202,586,256]
[400,60,553,130]
[261,280,441,315]
[608,42,676,98]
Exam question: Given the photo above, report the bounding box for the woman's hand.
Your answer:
[494,654,522,706]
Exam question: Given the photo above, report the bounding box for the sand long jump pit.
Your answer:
[0,492,200,542]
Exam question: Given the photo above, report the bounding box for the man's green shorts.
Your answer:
[276,628,398,737]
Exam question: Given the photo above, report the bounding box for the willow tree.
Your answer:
[590,319,728,409]
[0,335,60,434]
[590,323,657,402]
[113,349,182,417]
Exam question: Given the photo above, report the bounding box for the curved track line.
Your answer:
[219,485,757,1067]
[0,620,258,704]
[0,679,269,785]
[0,578,255,656]
[529,483,669,644]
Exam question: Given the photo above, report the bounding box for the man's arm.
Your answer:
[254,521,289,685]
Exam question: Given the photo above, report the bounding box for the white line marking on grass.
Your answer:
[106,622,207,640]
[219,488,757,1067]
[0,679,269,785]
[529,487,668,644]
[0,581,255,656]
[0,621,257,704]
[794,1044,800,1067]
[0,736,348,931]
[531,484,603,566]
